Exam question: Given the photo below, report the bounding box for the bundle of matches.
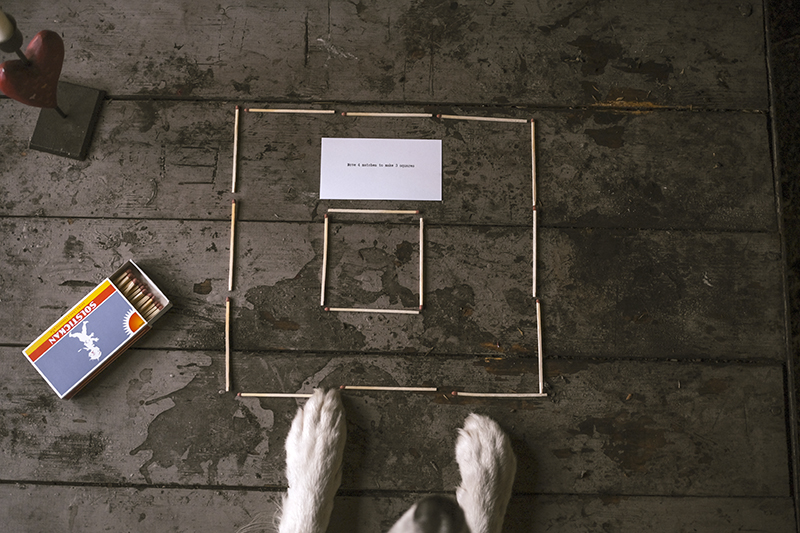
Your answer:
[113,269,164,321]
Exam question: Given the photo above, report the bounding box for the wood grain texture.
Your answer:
[0,485,794,533]
[0,219,783,359]
[6,0,767,108]
[0,101,775,231]
[0,0,793,530]
[0,348,789,498]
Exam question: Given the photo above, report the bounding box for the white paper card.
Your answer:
[320,138,442,201]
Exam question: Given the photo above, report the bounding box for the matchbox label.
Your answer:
[23,279,148,398]
[22,260,169,399]
[24,280,118,362]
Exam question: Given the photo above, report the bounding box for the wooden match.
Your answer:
[320,214,329,306]
[229,199,237,292]
[114,269,165,322]
[245,108,336,114]
[531,120,537,206]
[225,297,231,392]
[339,385,438,392]
[419,217,424,309]
[326,208,419,215]
[451,391,548,398]
[232,105,239,193]
[437,114,528,124]
[533,205,537,298]
[536,298,544,395]
[142,300,161,321]
[324,307,420,315]
[138,295,157,313]
[342,111,433,118]
[238,392,314,398]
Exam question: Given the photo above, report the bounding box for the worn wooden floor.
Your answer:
[1,0,798,531]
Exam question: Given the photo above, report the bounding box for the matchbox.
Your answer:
[22,260,171,399]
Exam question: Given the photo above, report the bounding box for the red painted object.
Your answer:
[0,30,64,109]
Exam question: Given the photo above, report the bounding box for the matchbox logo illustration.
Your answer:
[68,320,102,361]
[23,279,149,398]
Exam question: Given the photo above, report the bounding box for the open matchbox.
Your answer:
[22,260,171,399]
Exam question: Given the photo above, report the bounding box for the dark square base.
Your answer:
[29,82,105,161]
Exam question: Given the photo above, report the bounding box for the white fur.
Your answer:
[455,414,517,533]
[262,390,516,533]
[278,389,347,533]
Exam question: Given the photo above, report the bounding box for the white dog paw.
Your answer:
[455,413,516,533]
[279,388,346,533]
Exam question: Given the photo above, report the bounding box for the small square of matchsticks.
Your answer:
[320,209,424,315]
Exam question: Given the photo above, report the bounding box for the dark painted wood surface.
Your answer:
[10,0,767,108]
[0,100,776,231]
[0,218,784,359]
[1,348,789,496]
[1,486,795,533]
[0,0,794,531]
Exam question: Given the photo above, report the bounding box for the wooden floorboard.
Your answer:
[11,0,767,108]
[0,0,795,530]
[1,101,776,231]
[0,218,784,358]
[0,485,795,532]
[1,347,789,498]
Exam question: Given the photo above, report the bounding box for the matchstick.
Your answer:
[320,214,329,306]
[116,271,136,293]
[437,114,528,124]
[419,217,424,309]
[138,294,157,313]
[133,292,153,311]
[536,298,544,395]
[339,385,438,392]
[114,269,164,321]
[532,206,537,298]
[245,108,336,114]
[127,284,146,304]
[326,208,420,215]
[238,392,314,398]
[451,391,548,398]
[341,112,433,118]
[324,307,420,315]
[225,297,231,392]
[142,300,160,320]
[531,119,537,206]
[229,199,237,292]
[232,105,240,193]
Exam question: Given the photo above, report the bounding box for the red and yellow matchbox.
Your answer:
[23,260,171,399]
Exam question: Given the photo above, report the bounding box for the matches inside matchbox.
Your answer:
[22,260,171,399]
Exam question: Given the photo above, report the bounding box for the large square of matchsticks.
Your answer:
[232,108,544,398]
[320,209,424,315]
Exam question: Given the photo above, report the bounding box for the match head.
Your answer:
[450,391,459,396]
[341,112,347,116]
[324,307,330,311]
[436,114,442,118]
[226,296,230,302]
[232,198,236,205]
[235,105,240,110]
[339,385,346,389]
[236,392,241,397]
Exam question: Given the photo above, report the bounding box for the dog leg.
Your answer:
[278,389,346,533]
[455,414,516,533]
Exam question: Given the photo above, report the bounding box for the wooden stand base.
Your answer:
[29,81,105,161]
